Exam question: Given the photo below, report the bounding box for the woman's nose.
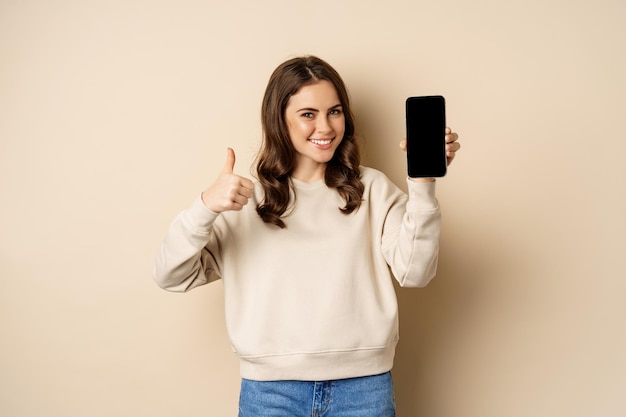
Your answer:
[316,115,332,134]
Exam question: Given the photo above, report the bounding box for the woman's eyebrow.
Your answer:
[296,104,342,112]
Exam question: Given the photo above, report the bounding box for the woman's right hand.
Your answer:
[201,148,255,213]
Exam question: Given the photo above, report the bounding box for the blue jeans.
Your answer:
[238,371,396,417]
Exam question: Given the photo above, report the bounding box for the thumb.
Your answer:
[222,147,235,174]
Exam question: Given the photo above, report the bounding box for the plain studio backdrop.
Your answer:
[1,1,625,416]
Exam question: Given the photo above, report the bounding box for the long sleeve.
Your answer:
[153,196,223,292]
[381,179,441,287]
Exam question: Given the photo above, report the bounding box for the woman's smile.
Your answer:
[309,137,334,149]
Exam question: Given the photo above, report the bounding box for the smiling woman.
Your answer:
[153,55,460,416]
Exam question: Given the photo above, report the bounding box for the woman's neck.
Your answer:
[291,162,326,183]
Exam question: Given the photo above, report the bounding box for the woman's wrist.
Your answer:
[408,177,436,183]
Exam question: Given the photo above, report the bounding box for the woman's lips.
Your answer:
[309,138,333,149]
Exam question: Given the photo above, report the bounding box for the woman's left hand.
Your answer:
[444,127,461,166]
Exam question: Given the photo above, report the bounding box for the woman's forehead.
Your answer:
[287,80,340,109]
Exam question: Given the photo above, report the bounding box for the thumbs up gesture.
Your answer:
[201,148,255,213]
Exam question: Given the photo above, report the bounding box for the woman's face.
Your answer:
[284,80,345,181]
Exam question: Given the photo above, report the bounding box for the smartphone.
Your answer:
[405,95,447,178]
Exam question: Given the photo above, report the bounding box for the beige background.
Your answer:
[1,0,625,416]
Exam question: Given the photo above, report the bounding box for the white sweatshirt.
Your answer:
[153,166,441,381]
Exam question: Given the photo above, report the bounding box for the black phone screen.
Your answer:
[405,96,447,178]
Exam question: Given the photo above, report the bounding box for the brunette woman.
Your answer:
[154,55,461,416]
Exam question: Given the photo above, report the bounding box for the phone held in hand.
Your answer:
[405,95,447,178]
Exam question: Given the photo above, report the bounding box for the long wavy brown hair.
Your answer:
[255,56,364,229]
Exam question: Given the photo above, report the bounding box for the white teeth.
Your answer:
[310,139,331,145]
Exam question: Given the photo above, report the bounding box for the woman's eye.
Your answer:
[301,112,314,118]
[329,109,342,116]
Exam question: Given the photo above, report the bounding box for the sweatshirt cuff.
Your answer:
[405,179,438,212]
[184,195,220,231]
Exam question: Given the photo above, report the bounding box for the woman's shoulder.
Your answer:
[359,165,386,181]
[359,166,404,195]
[359,166,394,185]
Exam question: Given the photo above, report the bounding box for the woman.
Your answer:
[154,55,460,416]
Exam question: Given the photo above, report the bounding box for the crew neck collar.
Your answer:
[291,177,326,190]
